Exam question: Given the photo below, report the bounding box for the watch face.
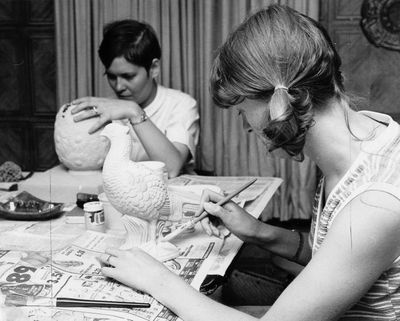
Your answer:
[361,0,400,51]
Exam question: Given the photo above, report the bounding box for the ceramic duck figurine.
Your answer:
[100,123,167,220]
[100,123,178,260]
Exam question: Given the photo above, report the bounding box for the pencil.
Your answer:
[56,297,151,308]
[161,178,257,242]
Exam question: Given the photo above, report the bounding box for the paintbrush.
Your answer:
[161,178,257,242]
[56,297,150,308]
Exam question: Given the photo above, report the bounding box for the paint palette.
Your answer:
[0,191,64,220]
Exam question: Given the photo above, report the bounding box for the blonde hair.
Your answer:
[211,4,345,160]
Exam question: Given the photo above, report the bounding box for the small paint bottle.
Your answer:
[83,201,105,233]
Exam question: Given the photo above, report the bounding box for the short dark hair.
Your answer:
[98,19,161,71]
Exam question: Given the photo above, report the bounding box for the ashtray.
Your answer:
[0,191,64,220]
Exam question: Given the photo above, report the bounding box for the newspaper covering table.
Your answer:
[0,175,282,321]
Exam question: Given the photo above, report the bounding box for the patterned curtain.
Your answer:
[55,0,319,220]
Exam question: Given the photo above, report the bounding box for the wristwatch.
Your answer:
[129,110,148,126]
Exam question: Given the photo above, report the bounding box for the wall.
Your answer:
[320,0,400,122]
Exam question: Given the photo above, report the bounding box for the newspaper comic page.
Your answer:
[0,175,282,320]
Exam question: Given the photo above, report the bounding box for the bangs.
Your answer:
[210,52,272,108]
[210,55,245,108]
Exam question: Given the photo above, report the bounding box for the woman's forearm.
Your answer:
[199,202,312,266]
[247,223,311,265]
[131,118,186,177]
[151,270,257,321]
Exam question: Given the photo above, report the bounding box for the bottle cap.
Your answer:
[83,201,103,212]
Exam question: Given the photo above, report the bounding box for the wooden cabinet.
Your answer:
[320,0,400,122]
[0,0,57,171]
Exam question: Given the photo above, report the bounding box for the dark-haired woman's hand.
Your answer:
[70,96,143,133]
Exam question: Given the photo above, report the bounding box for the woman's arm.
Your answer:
[199,189,312,265]
[100,248,257,321]
[131,118,189,177]
[100,190,400,321]
[262,190,400,320]
[70,97,187,177]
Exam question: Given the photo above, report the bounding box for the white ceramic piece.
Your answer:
[100,123,167,221]
[54,104,109,171]
[100,122,174,260]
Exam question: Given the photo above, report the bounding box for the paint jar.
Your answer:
[83,201,105,233]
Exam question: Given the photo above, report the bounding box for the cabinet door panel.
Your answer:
[33,123,58,170]
[29,0,54,23]
[0,0,19,24]
[0,30,27,115]
[30,31,56,115]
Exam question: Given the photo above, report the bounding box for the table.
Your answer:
[0,174,281,321]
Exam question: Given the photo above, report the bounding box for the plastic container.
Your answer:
[83,201,105,232]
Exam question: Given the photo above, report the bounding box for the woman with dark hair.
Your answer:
[99,5,400,320]
[70,20,199,178]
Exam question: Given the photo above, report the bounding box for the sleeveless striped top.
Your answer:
[309,111,400,320]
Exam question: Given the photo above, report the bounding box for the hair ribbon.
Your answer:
[274,85,288,92]
[270,84,289,120]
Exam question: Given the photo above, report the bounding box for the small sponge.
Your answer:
[0,161,23,182]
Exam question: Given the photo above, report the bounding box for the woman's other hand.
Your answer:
[70,97,142,133]
[198,189,261,242]
[99,247,170,294]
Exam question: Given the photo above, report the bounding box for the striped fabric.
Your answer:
[309,111,400,320]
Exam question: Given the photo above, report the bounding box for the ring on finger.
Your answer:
[106,254,112,265]
[92,105,99,116]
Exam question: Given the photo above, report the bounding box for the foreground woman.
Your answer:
[99,4,400,320]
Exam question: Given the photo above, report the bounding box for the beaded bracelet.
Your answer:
[291,230,304,262]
